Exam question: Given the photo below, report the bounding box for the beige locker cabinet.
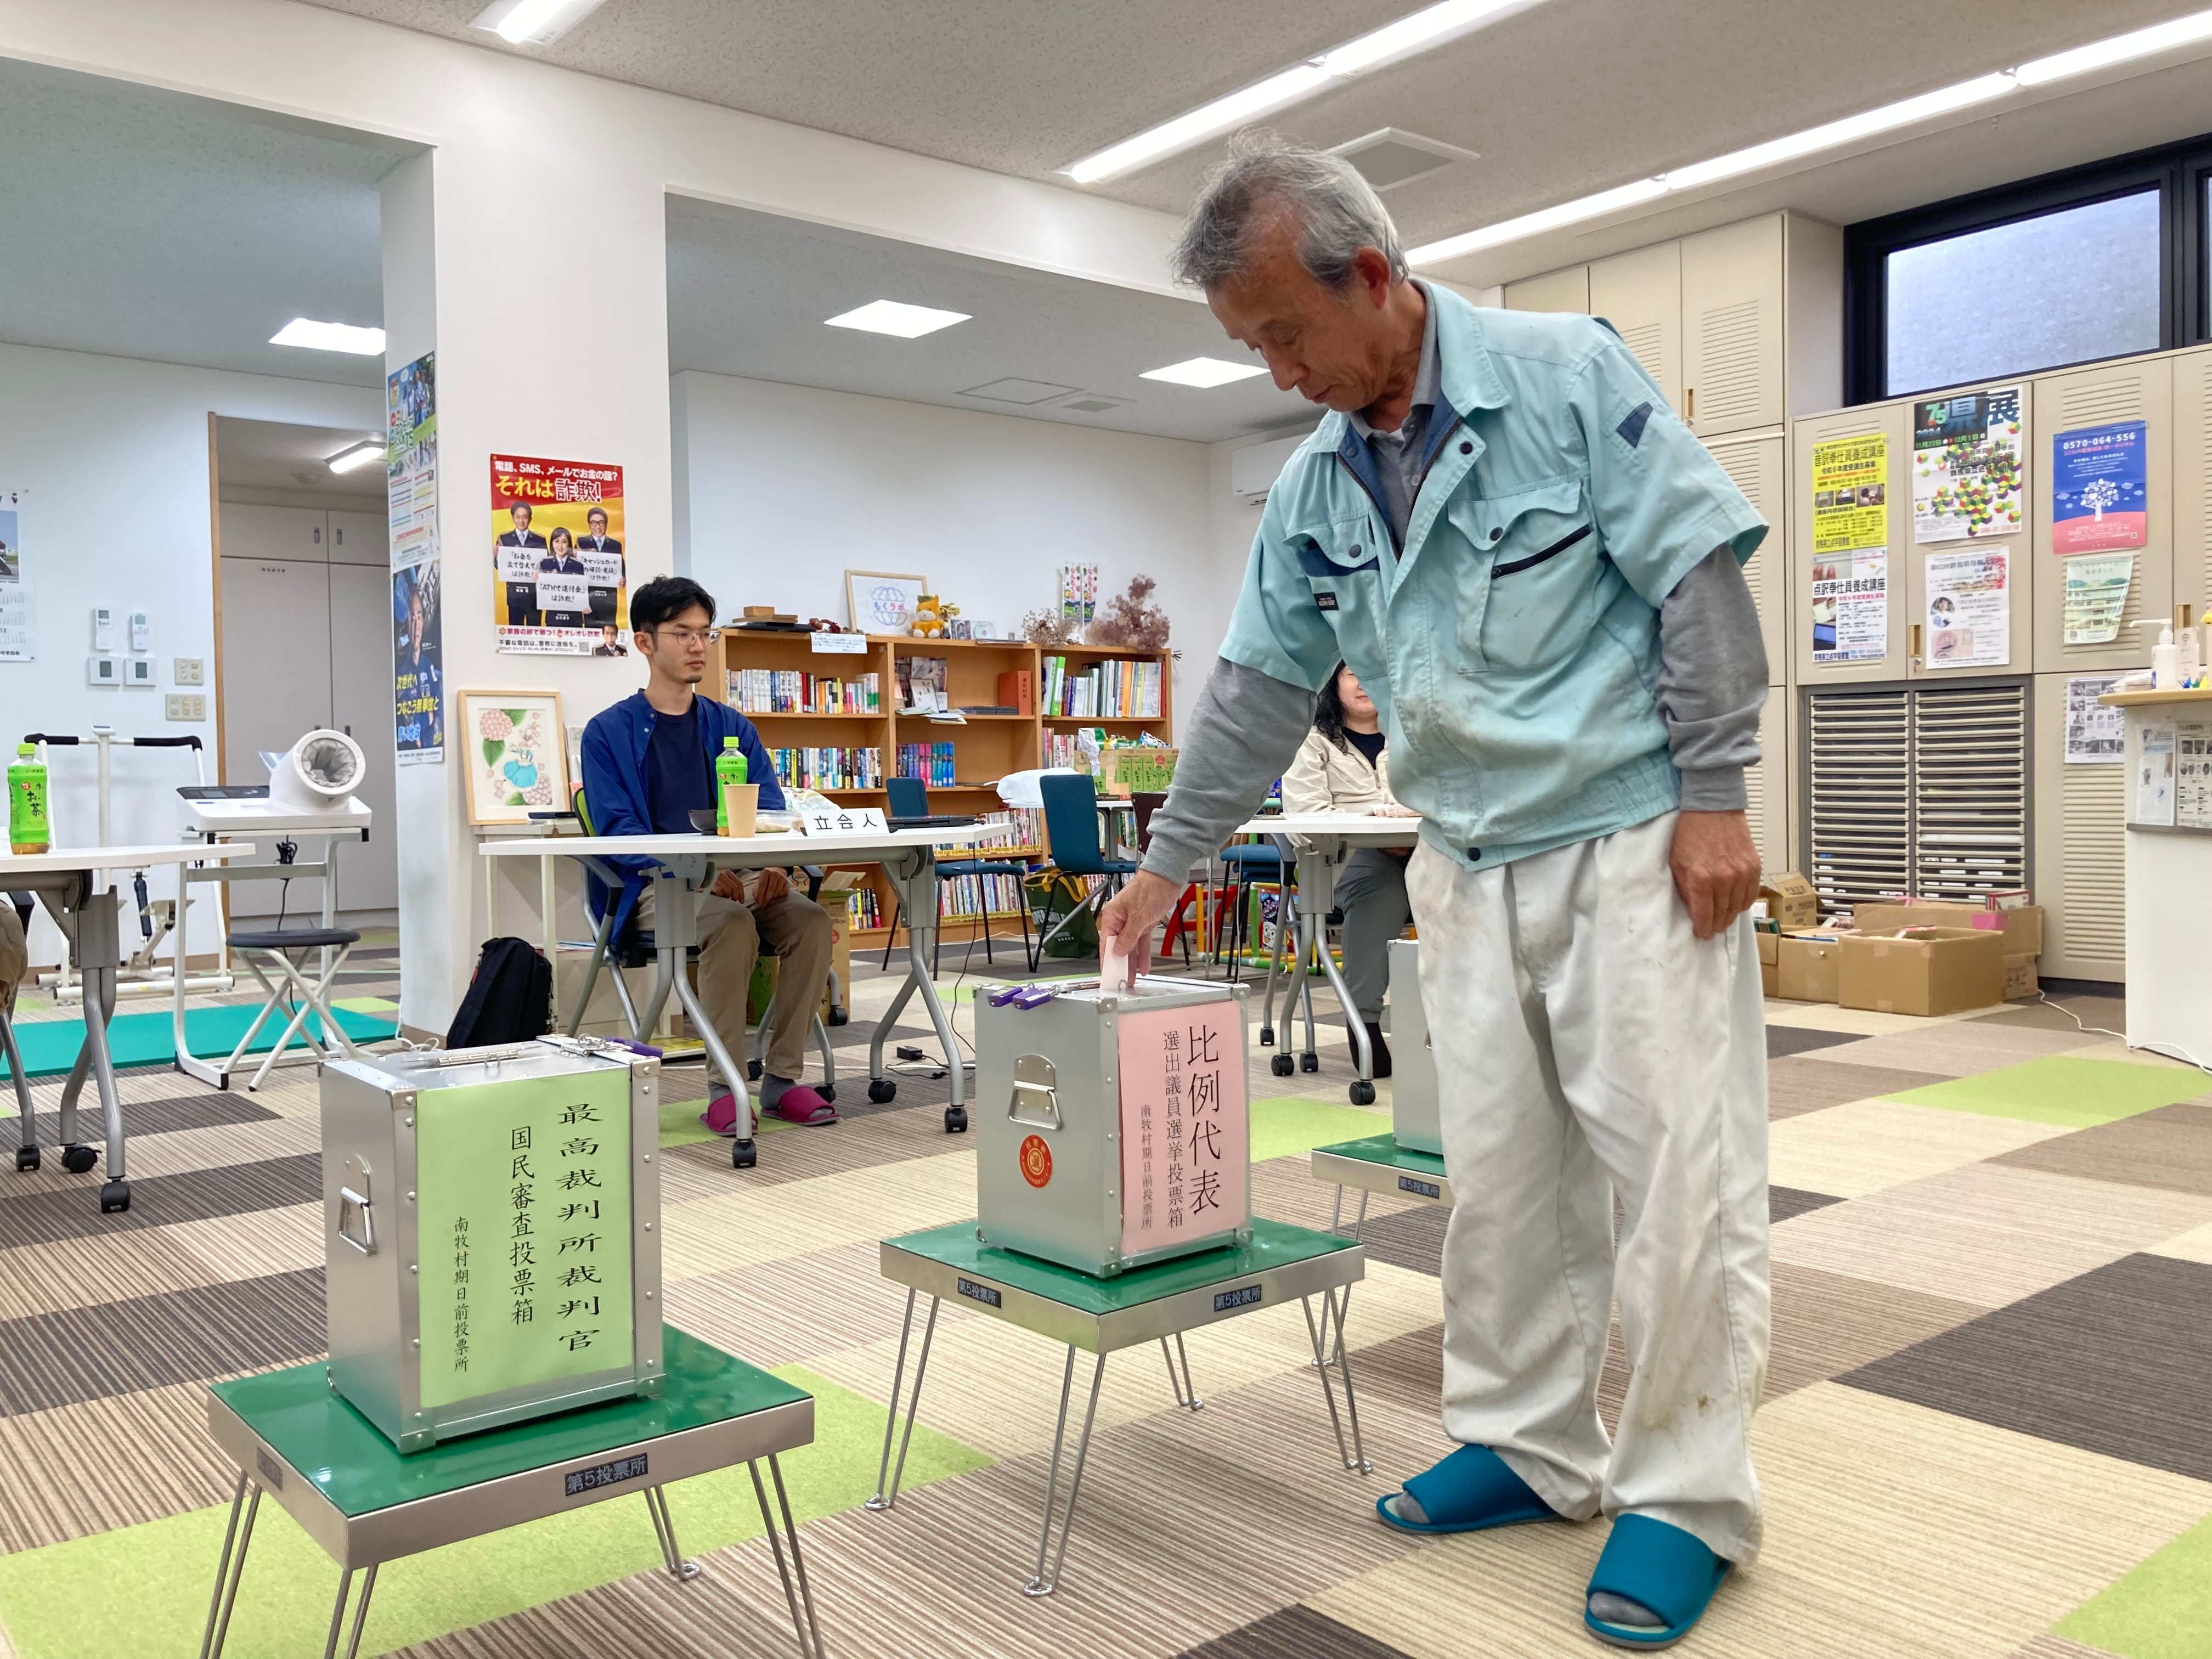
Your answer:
[2030,353,2172,674]
[326,508,387,567]
[2030,672,2128,984]
[1682,216,1784,440]
[1906,382,2034,682]
[217,503,328,563]
[2168,345,2212,634]
[1792,402,1912,685]
[1502,264,1588,314]
[1589,242,1681,409]
[1706,435,1785,684]
[1744,685,1789,877]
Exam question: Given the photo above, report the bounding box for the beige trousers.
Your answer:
[636,887,834,1084]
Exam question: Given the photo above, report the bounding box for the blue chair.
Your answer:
[1214,838,1285,980]
[881,776,1034,973]
[1034,773,1138,968]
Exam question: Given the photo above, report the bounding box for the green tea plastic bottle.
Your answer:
[9,743,49,855]
[714,737,748,831]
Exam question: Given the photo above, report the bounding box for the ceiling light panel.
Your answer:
[823,300,972,338]
[1141,357,1271,388]
[326,440,383,474]
[2016,7,2212,85]
[1063,0,1545,184]
[469,0,610,46]
[270,318,386,355]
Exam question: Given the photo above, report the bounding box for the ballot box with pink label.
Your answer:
[974,976,1250,1277]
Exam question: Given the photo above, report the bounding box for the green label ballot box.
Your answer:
[975,977,1251,1278]
[322,1037,663,1453]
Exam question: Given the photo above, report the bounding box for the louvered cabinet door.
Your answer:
[2032,673,2128,981]
[2170,345,2212,635]
[2032,353,2173,672]
[1910,683,2028,904]
[1908,381,2034,681]
[1503,264,1589,314]
[1793,403,1912,683]
[1805,687,1912,916]
[1707,435,1786,682]
[1683,215,1784,439]
[1590,242,1683,411]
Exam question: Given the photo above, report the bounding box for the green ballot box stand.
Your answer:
[199,1326,826,1659]
[867,1218,1367,1598]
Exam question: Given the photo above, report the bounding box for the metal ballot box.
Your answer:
[1389,940,1442,1155]
[976,977,1251,1278]
[321,1037,663,1452]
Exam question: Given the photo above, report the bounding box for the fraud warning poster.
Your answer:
[492,454,627,655]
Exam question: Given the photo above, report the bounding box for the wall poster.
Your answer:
[1809,549,1888,663]
[1809,435,1888,554]
[2063,674,2125,764]
[1925,548,2010,667]
[0,488,29,663]
[1913,387,2022,543]
[2051,420,2147,553]
[2176,721,2212,829]
[388,353,444,763]
[493,455,627,656]
[2061,552,2135,646]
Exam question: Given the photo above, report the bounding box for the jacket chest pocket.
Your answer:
[1446,478,1596,675]
[1289,518,1385,657]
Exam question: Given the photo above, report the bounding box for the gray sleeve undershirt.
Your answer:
[1657,546,1770,811]
[1139,544,1765,878]
[1138,661,1314,883]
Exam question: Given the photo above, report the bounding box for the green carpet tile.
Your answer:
[1883,1057,2209,1130]
[1,1004,399,1080]
[2056,1512,2212,1659]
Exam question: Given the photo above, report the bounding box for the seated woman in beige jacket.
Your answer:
[1280,663,1415,1075]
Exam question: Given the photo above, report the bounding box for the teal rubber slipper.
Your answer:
[1583,1514,1731,1650]
[1374,1443,1560,1535]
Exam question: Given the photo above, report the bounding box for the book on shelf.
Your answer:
[1040,654,1162,720]
[995,669,1034,716]
[766,746,882,791]
[895,655,948,714]
[936,872,1025,918]
[894,741,957,788]
[726,668,881,714]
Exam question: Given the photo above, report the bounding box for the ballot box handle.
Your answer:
[337,1153,377,1256]
[1008,1054,1063,1131]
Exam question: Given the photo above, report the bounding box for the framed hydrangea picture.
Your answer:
[459,690,569,825]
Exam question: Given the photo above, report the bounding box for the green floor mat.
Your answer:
[1882,1056,2210,1129]
[1250,1094,1393,1163]
[0,1366,988,1659]
[0,1003,399,1080]
[2055,1511,2212,1659]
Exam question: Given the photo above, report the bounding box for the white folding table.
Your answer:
[1232,812,1421,1104]
[482,825,983,1166]
[2,841,253,1212]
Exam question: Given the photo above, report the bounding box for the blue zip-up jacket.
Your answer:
[578,690,784,939]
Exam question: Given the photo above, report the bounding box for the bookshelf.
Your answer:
[714,627,1173,945]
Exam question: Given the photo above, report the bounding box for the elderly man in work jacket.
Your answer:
[1102,137,1772,1651]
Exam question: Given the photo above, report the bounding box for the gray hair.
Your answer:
[1171,131,1407,292]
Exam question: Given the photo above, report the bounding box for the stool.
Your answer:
[220,925,364,1091]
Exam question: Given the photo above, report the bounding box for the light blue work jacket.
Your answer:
[1221,285,1768,871]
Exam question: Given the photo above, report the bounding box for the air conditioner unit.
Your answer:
[1230,435,1308,504]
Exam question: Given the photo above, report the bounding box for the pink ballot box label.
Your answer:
[1118,1001,1246,1257]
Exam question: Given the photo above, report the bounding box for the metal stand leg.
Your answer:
[566,909,617,1035]
[321,1562,377,1659]
[1308,1186,1369,1370]
[1297,915,1319,1070]
[73,890,129,1210]
[868,1289,939,1511]
[641,1484,702,1581]
[199,1473,260,1659]
[751,1456,828,1659]
[1024,1346,1108,1597]
[3,1007,37,1170]
[1159,1334,1203,1411]
[872,850,966,1129]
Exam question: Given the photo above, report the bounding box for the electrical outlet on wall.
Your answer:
[173,657,206,686]
[165,693,206,722]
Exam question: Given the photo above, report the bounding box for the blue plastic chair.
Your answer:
[1034,772,1138,967]
[882,776,1034,972]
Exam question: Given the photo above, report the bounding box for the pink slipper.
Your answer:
[767,1086,837,1126]
[699,1092,753,1137]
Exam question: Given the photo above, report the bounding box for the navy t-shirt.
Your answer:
[1345,728,1386,770]
[646,700,713,832]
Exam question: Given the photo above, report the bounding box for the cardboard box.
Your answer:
[1760,960,1779,998]
[1096,746,1178,798]
[1839,928,2005,1017]
[1759,872,1820,932]
[2003,952,2039,1002]
[1756,929,1779,967]
[1775,933,1843,1003]
[1852,901,2043,958]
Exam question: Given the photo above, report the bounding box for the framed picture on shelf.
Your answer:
[969,620,1000,640]
[845,569,927,635]
[949,620,973,640]
[458,689,568,825]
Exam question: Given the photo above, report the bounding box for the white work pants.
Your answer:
[1405,811,1769,1564]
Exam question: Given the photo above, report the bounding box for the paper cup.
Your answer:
[721,782,759,837]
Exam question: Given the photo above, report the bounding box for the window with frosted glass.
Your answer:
[1884,190,2162,397]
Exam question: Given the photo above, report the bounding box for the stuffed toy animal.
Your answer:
[909,594,958,638]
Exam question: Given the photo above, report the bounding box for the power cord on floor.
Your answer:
[2033,990,2211,1075]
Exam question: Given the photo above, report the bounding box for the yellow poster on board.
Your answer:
[1810,435,1887,554]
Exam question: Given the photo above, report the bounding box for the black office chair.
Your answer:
[880,775,1033,973]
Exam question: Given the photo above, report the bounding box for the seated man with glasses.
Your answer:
[579,575,838,1131]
